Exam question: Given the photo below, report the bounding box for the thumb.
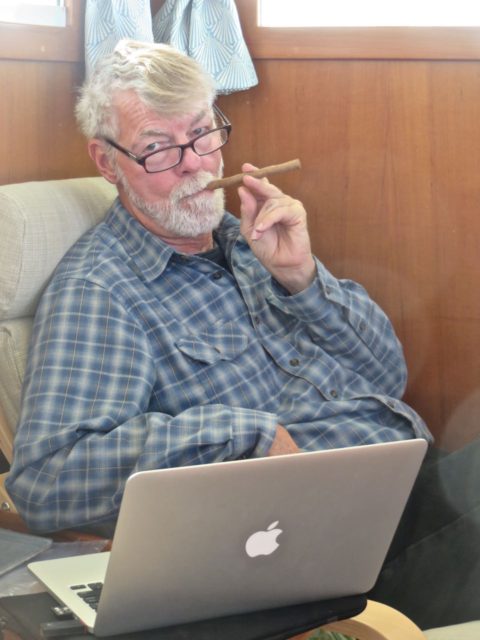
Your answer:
[238,184,258,234]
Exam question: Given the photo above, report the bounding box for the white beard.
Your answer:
[118,169,225,238]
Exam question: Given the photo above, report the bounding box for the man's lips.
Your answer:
[175,173,220,201]
[178,186,212,201]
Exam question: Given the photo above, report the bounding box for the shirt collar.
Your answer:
[104,197,240,282]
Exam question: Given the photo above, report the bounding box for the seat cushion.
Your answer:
[0,177,116,441]
[0,318,32,445]
[0,177,116,320]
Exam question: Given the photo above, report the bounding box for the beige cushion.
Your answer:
[424,621,480,639]
[0,318,32,441]
[0,177,116,320]
[0,177,116,441]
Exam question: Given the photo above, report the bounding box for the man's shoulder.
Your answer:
[51,215,130,291]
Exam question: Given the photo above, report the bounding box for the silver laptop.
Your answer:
[29,438,427,636]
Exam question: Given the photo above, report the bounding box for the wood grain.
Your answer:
[0,60,94,185]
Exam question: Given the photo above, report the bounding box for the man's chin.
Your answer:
[140,198,222,236]
[118,171,225,237]
[166,210,224,238]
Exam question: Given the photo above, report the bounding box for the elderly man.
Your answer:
[6,40,479,629]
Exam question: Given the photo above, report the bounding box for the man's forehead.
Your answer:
[138,108,209,135]
[114,92,210,134]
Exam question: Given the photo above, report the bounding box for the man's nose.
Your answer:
[178,143,202,173]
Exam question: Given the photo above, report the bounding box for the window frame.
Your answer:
[0,0,83,62]
[236,0,480,60]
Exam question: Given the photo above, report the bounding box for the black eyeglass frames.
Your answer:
[102,105,232,174]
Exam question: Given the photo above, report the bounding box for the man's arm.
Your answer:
[237,169,408,398]
[6,279,278,533]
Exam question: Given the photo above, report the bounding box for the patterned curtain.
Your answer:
[84,0,154,78]
[84,0,258,93]
[153,0,258,94]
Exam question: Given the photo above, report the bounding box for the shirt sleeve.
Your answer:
[6,278,277,533]
[268,258,409,398]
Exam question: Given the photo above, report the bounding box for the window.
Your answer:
[0,1,66,28]
[0,0,82,62]
[235,0,480,60]
[258,0,480,28]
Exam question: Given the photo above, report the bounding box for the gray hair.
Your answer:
[75,39,216,140]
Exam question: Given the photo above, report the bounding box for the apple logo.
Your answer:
[245,521,283,558]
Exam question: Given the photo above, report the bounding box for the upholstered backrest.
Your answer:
[0,177,116,450]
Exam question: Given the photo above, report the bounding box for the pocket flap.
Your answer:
[176,321,250,364]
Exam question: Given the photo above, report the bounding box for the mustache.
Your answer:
[172,170,223,201]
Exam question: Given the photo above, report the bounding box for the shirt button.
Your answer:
[212,271,223,280]
[289,358,300,367]
[359,321,367,332]
[330,389,338,398]
[387,400,396,409]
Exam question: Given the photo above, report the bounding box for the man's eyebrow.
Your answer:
[139,128,170,139]
[191,110,208,126]
[138,111,209,140]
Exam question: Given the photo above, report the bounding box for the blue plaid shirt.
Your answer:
[7,199,430,532]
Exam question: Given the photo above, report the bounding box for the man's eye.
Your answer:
[192,126,209,137]
[143,141,166,154]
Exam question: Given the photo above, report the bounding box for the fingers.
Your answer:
[239,163,284,202]
[238,166,300,235]
[242,170,285,200]
[240,183,304,240]
[238,164,264,226]
[250,196,299,240]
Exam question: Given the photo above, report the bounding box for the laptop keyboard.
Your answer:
[70,582,104,610]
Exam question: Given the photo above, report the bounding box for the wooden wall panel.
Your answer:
[218,59,480,450]
[0,60,94,185]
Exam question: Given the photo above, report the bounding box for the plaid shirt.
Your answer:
[7,199,430,532]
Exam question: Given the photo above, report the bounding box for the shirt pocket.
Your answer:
[175,320,251,365]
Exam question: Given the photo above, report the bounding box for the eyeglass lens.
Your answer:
[144,127,229,173]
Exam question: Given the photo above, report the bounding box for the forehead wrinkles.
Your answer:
[114,92,209,142]
[114,94,157,140]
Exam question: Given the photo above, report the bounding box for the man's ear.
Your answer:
[88,139,118,184]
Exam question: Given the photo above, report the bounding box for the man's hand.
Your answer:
[238,163,316,294]
[268,425,301,456]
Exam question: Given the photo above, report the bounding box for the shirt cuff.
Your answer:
[229,407,278,459]
[268,259,344,323]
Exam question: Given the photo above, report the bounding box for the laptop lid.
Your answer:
[29,438,427,636]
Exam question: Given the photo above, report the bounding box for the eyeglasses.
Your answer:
[102,105,231,174]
